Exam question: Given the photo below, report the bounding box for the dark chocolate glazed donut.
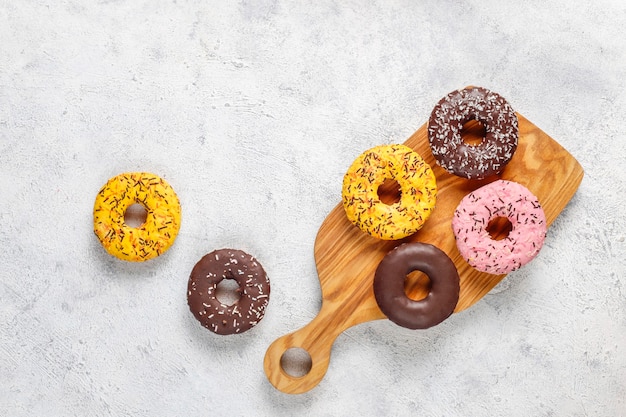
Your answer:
[187,249,270,335]
[373,243,460,329]
[428,87,519,180]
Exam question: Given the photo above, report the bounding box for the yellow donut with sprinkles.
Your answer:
[342,144,437,240]
[93,172,182,262]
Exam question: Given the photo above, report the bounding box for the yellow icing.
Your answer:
[93,172,181,262]
[342,144,437,240]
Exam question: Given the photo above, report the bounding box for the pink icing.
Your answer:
[452,180,547,274]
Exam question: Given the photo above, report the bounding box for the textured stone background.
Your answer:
[1,1,625,416]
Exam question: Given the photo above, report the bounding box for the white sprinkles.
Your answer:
[187,249,270,335]
[427,86,519,180]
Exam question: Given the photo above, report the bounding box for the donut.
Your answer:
[93,172,181,262]
[452,179,547,274]
[187,249,270,335]
[373,243,460,329]
[342,144,437,240]
[428,86,519,179]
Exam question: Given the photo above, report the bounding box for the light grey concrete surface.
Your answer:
[1,1,625,415]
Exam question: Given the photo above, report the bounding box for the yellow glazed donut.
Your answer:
[93,172,181,262]
[342,144,437,240]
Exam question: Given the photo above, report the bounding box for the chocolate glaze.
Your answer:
[373,243,460,329]
[187,249,270,335]
[428,87,518,180]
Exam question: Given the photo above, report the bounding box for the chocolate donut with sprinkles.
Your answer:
[342,144,437,240]
[93,172,181,262]
[428,87,519,180]
[452,180,547,275]
[187,249,270,335]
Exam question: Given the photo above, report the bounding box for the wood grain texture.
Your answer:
[264,114,584,394]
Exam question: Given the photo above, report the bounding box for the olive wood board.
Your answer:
[264,113,584,394]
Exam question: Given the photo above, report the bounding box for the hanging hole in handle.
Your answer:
[280,347,313,378]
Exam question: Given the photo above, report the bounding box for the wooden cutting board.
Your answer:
[264,113,584,394]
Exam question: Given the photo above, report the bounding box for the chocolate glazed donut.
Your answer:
[373,243,460,329]
[428,86,519,180]
[187,249,270,335]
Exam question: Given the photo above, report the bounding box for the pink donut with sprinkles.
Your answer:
[452,180,547,274]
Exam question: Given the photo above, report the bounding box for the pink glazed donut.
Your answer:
[452,180,547,274]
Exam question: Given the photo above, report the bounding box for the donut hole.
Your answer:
[404,270,431,301]
[280,347,313,378]
[124,202,148,228]
[215,278,241,306]
[487,216,513,240]
[377,178,402,205]
[461,119,486,146]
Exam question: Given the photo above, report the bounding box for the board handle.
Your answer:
[264,302,354,394]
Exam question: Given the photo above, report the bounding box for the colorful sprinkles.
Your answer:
[342,144,437,240]
[451,179,547,275]
[428,86,519,180]
[93,172,181,262]
[187,249,270,335]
